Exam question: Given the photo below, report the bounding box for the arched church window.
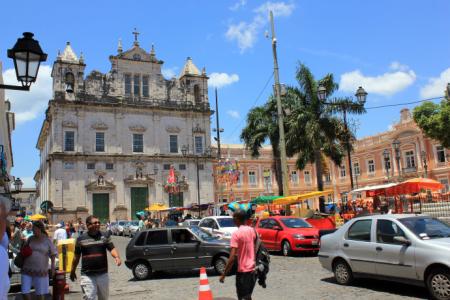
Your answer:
[194,84,201,103]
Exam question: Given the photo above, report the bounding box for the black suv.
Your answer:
[125,226,232,280]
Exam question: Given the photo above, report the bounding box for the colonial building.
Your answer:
[215,108,450,203]
[36,34,214,222]
[0,61,15,196]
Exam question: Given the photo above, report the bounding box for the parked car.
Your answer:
[125,226,233,280]
[108,222,116,235]
[198,216,237,239]
[123,221,139,237]
[112,220,128,236]
[319,214,450,300]
[255,216,320,256]
[180,219,200,227]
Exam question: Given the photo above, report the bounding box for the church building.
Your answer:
[36,32,214,222]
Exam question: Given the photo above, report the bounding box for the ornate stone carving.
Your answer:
[91,121,109,130]
[94,170,107,176]
[166,126,181,133]
[192,123,205,134]
[85,176,115,191]
[123,174,155,185]
[129,125,147,132]
[62,120,77,128]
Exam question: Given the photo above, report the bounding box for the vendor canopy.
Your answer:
[385,178,444,196]
[145,203,169,212]
[350,183,398,197]
[250,195,282,205]
[29,214,47,221]
[273,190,333,206]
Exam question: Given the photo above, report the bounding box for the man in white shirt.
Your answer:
[53,223,68,245]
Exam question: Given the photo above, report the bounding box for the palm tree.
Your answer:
[240,96,295,196]
[285,63,349,212]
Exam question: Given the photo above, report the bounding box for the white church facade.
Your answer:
[36,33,214,222]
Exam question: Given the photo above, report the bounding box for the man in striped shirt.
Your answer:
[70,215,121,300]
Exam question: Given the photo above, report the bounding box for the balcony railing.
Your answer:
[403,166,417,174]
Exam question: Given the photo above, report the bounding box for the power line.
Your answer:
[365,96,444,110]
[224,72,274,140]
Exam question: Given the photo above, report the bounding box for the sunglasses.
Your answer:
[88,221,101,225]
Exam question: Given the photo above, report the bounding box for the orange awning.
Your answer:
[385,178,444,196]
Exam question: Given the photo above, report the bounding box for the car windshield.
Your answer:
[399,217,450,239]
[217,218,236,228]
[118,221,126,225]
[189,220,200,226]
[280,218,312,228]
[131,221,139,226]
[190,226,220,241]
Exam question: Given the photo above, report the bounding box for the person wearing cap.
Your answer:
[53,222,68,245]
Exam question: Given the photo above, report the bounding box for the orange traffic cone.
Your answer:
[198,267,213,300]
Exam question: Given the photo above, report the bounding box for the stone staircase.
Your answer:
[412,202,450,224]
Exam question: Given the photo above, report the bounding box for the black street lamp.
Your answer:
[1,32,47,91]
[318,85,367,191]
[421,150,428,178]
[383,149,390,180]
[392,139,401,179]
[182,145,211,218]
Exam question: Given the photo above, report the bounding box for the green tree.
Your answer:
[240,95,295,196]
[413,99,450,148]
[284,64,349,212]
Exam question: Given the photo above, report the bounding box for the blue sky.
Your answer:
[1,0,449,187]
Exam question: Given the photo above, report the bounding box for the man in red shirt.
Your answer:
[220,210,257,300]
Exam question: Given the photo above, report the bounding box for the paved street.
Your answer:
[61,236,429,300]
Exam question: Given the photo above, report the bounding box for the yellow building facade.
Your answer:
[214,108,450,203]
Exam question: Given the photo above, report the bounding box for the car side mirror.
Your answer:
[273,225,282,231]
[393,236,411,246]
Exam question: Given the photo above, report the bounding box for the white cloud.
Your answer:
[226,1,295,53]
[230,0,247,11]
[420,68,450,98]
[3,65,52,124]
[227,110,241,119]
[208,72,239,89]
[254,1,295,17]
[162,67,178,79]
[340,63,416,96]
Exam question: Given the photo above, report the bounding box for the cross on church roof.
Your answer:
[132,28,140,46]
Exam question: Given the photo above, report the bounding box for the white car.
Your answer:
[319,214,450,300]
[113,220,128,236]
[198,216,237,239]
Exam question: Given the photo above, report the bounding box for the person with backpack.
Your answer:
[219,209,257,300]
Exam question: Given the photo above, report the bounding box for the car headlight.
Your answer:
[223,232,232,237]
[293,234,305,240]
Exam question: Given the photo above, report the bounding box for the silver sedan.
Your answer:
[319,214,450,300]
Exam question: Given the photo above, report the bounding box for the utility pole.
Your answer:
[270,11,289,197]
[213,88,223,160]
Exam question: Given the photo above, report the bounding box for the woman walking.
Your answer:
[0,195,11,300]
[21,221,57,300]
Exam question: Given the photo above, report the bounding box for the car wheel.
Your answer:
[427,267,450,300]
[214,256,228,275]
[282,240,292,257]
[333,259,353,285]
[132,261,151,280]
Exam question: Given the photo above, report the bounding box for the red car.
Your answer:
[255,216,320,256]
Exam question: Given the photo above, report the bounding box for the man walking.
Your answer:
[219,210,257,300]
[53,222,67,245]
[70,215,121,300]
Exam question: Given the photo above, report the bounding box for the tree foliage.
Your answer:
[413,100,450,148]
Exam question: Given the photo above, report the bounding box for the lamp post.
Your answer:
[182,145,211,218]
[0,32,47,91]
[212,88,224,159]
[317,85,367,191]
[421,150,428,178]
[383,149,390,181]
[392,139,401,180]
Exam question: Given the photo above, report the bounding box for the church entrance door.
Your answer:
[131,187,148,220]
[92,193,110,223]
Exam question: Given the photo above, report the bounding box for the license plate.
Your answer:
[311,240,318,245]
